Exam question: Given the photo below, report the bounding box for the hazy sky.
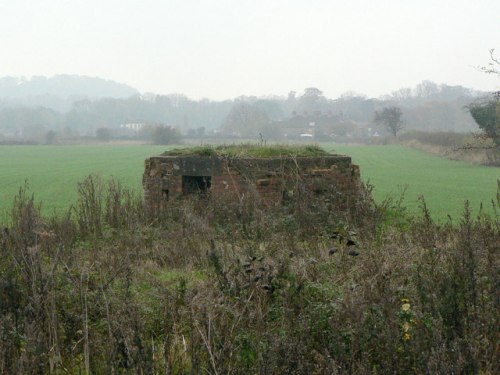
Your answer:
[1,0,499,99]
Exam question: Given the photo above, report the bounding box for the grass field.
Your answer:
[331,144,499,220]
[0,144,498,220]
[0,145,166,218]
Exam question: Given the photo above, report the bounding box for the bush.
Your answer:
[151,125,182,145]
[96,127,112,142]
[468,97,500,146]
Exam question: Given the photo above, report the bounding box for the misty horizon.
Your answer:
[1,1,498,101]
[0,73,491,102]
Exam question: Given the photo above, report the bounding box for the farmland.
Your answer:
[0,145,166,217]
[332,145,499,220]
[0,144,498,220]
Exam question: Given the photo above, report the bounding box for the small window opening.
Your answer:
[182,176,212,194]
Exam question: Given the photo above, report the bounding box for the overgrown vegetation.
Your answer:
[0,174,498,374]
[468,95,500,147]
[162,144,330,158]
[468,49,500,147]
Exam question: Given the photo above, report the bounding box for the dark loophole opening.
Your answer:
[182,176,212,194]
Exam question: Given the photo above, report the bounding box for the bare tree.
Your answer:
[222,102,269,137]
[374,106,404,137]
[478,49,500,76]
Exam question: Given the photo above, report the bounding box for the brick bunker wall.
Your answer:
[143,154,360,209]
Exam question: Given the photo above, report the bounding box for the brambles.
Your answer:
[0,175,498,373]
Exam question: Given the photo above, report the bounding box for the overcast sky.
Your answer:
[0,0,499,99]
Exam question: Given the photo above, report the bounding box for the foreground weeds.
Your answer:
[0,176,498,374]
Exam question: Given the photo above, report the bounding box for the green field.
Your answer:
[332,145,499,220]
[0,144,498,220]
[0,145,166,217]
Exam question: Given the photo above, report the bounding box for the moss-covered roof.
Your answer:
[161,144,332,158]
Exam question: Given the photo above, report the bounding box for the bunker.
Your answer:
[143,145,361,209]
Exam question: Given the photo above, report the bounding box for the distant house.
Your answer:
[272,112,345,140]
[120,123,145,130]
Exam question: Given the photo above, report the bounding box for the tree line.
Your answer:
[0,81,488,144]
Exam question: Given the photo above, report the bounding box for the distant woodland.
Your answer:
[0,75,486,144]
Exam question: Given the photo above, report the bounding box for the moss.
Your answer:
[164,146,218,157]
[162,144,331,158]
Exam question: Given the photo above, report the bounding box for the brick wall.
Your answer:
[143,155,361,210]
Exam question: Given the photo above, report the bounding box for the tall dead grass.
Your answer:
[0,176,498,374]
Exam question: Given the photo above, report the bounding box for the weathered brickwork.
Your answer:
[143,154,360,209]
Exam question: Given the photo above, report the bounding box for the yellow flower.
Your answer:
[401,303,411,312]
[404,333,411,341]
[403,322,411,332]
[401,298,410,304]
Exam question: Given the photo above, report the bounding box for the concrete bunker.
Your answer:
[143,145,361,209]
